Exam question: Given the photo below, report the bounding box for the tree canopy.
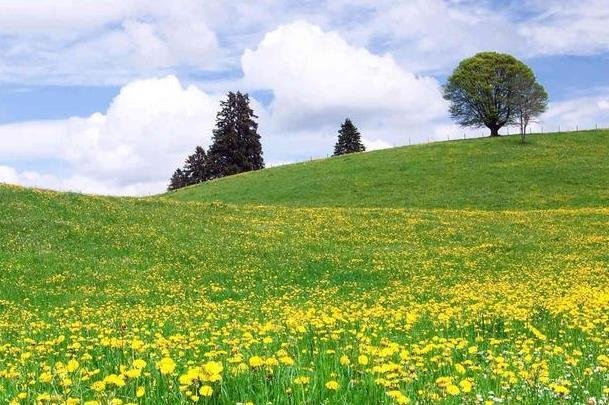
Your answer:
[443,52,547,137]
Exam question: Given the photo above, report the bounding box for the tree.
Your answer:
[183,146,209,185]
[167,168,188,191]
[514,80,548,143]
[207,91,264,178]
[443,52,546,137]
[333,118,365,156]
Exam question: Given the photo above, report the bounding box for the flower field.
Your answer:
[2,180,609,404]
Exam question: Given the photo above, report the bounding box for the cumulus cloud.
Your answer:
[0,76,219,195]
[518,0,609,56]
[541,91,609,131]
[242,21,447,145]
[0,1,222,85]
[2,1,609,85]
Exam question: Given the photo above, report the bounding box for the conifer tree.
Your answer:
[333,118,365,156]
[167,168,188,191]
[183,146,208,185]
[207,91,264,178]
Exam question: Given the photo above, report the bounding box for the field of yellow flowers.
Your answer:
[1,183,609,404]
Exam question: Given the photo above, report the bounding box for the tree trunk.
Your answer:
[489,126,500,137]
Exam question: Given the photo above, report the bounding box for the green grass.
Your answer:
[166,130,609,209]
[1,131,609,404]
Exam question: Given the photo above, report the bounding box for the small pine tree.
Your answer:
[167,168,188,191]
[183,146,208,185]
[207,91,264,178]
[333,118,365,156]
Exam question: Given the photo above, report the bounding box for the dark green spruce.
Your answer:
[333,118,365,156]
[207,91,264,179]
[167,91,264,191]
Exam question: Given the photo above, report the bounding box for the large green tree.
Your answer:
[333,118,365,156]
[207,92,264,178]
[443,52,547,137]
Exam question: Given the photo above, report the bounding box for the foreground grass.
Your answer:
[167,130,609,210]
[2,184,609,403]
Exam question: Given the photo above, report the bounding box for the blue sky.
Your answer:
[1,0,608,195]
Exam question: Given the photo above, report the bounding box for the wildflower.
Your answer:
[157,357,176,375]
[125,368,141,378]
[358,354,369,366]
[249,356,264,368]
[459,379,473,393]
[133,359,147,370]
[104,374,126,387]
[39,372,53,383]
[446,384,460,395]
[203,361,223,376]
[136,386,145,398]
[67,359,80,372]
[325,380,339,390]
[199,385,213,397]
[340,355,351,366]
[294,376,310,385]
[91,381,106,392]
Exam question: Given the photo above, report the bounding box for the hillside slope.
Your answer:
[1,131,609,403]
[2,184,609,403]
[166,130,609,209]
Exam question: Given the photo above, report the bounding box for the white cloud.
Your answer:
[363,138,392,151]
[2,1,609,85]
[0,75,219,195]
[541,91,609,131]
[518,0,609,56]
[0,165,19,184]
[0,1,222,85]
[242,21,447,144]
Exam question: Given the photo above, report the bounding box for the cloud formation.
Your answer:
[0,76,218,195]
[243,21,447,143]
[2,0,609,85]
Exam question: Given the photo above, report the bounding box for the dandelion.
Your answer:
[199,385,214,397]
[67,359,79,372]
[325,380,339,390]
[157,357,176,375]
[294,376,310,385]
[249,356,264,368]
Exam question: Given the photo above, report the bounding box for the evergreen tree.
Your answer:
[167,168,188,191]
[207,91,264,178]
[333,118,365,156]
[183,146,208,185]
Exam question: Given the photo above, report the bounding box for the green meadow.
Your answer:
[1,131,609,404]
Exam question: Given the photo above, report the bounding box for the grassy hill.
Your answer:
[167,130,609,209]
[1,131,609,404]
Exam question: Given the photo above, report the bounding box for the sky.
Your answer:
[0,0,608,196]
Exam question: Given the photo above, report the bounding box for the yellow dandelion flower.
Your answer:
[325,380,339,390]
[157,357,176,375]
[199,385,213,397]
